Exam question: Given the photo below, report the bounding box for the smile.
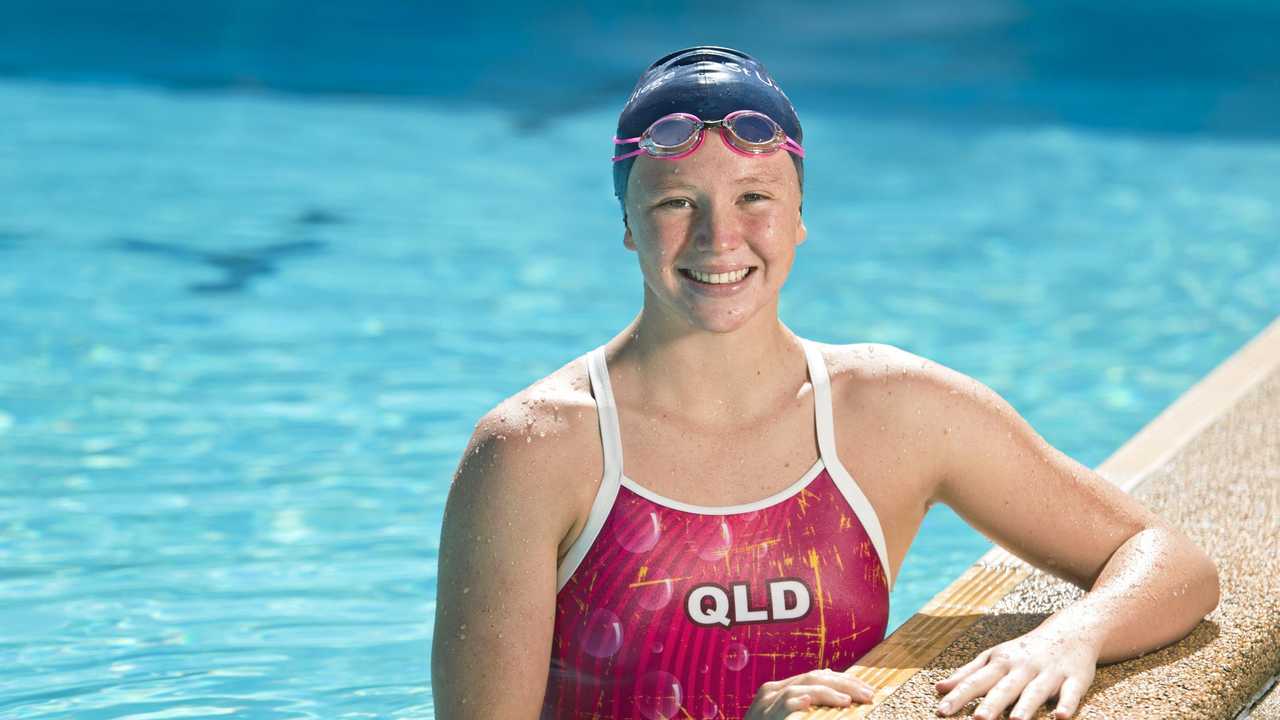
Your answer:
[679,267,755,285]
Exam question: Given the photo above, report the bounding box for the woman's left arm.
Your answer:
[907,354,1220,720]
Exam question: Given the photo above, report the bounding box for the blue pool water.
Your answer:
[1,3,1278,718]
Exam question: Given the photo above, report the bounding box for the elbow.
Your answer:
[1195,550,1221,620]
[1175,529,1220,621]
[1156,523,1220,621]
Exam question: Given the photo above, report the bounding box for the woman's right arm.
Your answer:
[432,404,576,719]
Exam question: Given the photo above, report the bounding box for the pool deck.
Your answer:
[1251,681,1280,720]
[801,315,1280,719]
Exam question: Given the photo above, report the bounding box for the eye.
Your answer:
[657,197,693,210]
[742,192,770,203]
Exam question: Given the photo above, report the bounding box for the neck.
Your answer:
[607,296,807,424]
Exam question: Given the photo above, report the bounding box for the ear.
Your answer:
[795,213,807,247]
[623,216,637,251]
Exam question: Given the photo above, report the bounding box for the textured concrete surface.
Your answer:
[1247,678,1280,719]
[856,358,1280,719]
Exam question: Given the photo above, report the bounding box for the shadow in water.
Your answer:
[0,229,30,248]
[295,207,345,226]
[114,237,325,293]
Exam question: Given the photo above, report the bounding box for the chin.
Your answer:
[684,307,761,334]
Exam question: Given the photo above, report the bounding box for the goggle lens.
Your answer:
[612,111,802,162]
[724,112,779,146]
[648,115,700,148]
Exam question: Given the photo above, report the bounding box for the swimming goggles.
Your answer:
[612,110,805,163]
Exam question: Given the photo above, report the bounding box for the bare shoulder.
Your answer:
[452,353,604,553]
[821,340,1078,496]
[819,340,962,409]
[817,340,972,408]
[816,340,998,489]
[432,354,604,716]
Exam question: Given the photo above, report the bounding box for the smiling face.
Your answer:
[622,129,806,334]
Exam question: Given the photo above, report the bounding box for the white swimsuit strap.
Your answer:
[555,346,625,592]
[801,338,841,465]
[585,345,625,482]
[800,338,894,589]
[562,342,893,592]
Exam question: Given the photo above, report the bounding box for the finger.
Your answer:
[936,649,992,693]
[756,670,871,712]
[1009,672,1065,720]
[973,669,1036,720]
[777,684,855,711]
[756,678,788,700]
[781,692,812,714]
[936,664,1006,716]
[806,669,875,702]
[1052,675,1089,719]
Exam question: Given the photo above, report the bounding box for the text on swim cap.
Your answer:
[625,62,784,106]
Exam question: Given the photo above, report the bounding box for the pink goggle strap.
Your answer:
[612,135,804,162]
[611,135,647,161]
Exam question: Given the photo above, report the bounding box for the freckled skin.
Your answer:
[621,128,805,337]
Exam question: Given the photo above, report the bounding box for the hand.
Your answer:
[745,667,876,719]
[934,628,1098,720]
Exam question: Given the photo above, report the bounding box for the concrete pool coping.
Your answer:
[803,314,1280,719]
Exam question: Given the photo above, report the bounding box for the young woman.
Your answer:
[431,47,1219,720]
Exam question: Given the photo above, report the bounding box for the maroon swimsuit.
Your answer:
[543,339,892,720]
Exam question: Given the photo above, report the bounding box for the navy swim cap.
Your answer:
[613,46,804,209]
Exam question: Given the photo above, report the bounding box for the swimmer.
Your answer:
[432,46,1219,720]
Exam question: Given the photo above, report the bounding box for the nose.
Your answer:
[692,198,744,254]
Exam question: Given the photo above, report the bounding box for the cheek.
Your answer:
[746,215,786,250]
[632,228,680,271]
[643,220,688,259]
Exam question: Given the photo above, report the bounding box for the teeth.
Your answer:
[688,268,750,284]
